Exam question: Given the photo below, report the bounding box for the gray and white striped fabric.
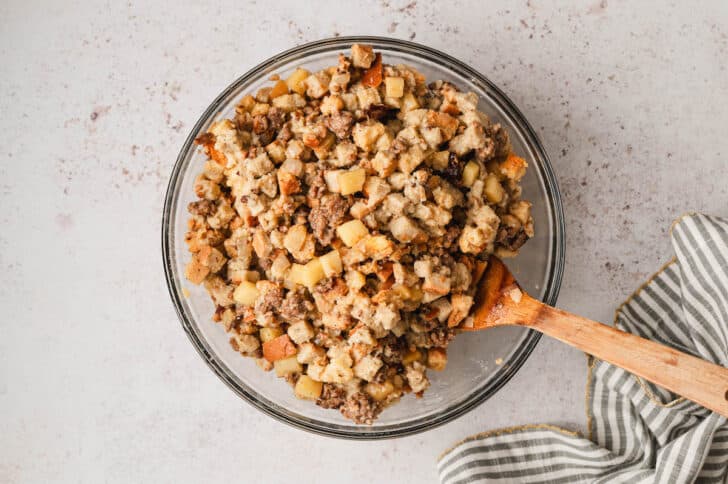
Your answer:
[438,213,728,483]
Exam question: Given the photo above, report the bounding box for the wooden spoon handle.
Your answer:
[522,295,728,417]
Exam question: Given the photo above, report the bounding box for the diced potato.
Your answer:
[274,356,303,377]
[269,80,289,99]
[286,68,310,95]
[484,174,505,203]
[365,380,395,402]
[428,150,450,171]
[402,349,422,365]
[266,140,287,163]
[260,327,284,343]
[384,77,405,98]
[462,161,480,187]
[336,220,369,247]
[287,260,324,289]
[263,334,298,362]
[338,168,366,195]
[233,281,259,306]
[298,258,325,289]
[426,348,447,371]
[294,375,323,400]
[319,250,343,277]
[324,169,344,192]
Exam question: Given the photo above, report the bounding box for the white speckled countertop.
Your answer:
[2,1,727,482]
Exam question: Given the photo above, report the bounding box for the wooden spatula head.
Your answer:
[461,257,537,331]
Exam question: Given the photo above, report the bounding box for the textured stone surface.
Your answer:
[1,1,727,482]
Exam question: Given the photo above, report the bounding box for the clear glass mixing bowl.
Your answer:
[162,36,565,439]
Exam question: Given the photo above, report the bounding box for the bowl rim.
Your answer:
[162,35,565,439]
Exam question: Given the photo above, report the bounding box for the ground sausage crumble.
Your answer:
[184,44,534,424]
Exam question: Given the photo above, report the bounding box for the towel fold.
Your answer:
[438,213,728,483]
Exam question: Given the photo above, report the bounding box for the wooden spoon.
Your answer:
[461,257,728,418]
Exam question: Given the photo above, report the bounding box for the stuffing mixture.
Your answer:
[184,44,534,424]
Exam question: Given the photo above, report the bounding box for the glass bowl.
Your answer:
[162,36,565,439]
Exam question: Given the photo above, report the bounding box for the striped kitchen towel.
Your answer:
[438,213,728,483]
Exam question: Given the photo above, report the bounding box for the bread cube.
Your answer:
[499,153,527,181]
[346,270,366,291]
[351,43,375,68]
[353,355,383,381]
[296,342,326,364]
[287,321,315,344]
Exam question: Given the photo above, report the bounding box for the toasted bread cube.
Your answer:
[294,375,323,400]
[260,327,284,343]
[233,281,259,306]
[263,334,298,362]
[365,380,395,402]
[338,168,366,195]
[384,76,405,98]
[336,220,369,246]
[297,342,326,364]
[484,174,505,203]
[426,348,447,371]
[286,68,310,95]
[319,250,343,277]
[287,321,315,344]
[499,153,528,181]
[353,355,383,381]
[284,224,308,255]
[351,43,375,68]
[346,270,366,291]
[237,94,255,112]
[274,356,303,376]
[269,80,289,99]
[185,259,210,285]
[462,161,480,187]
